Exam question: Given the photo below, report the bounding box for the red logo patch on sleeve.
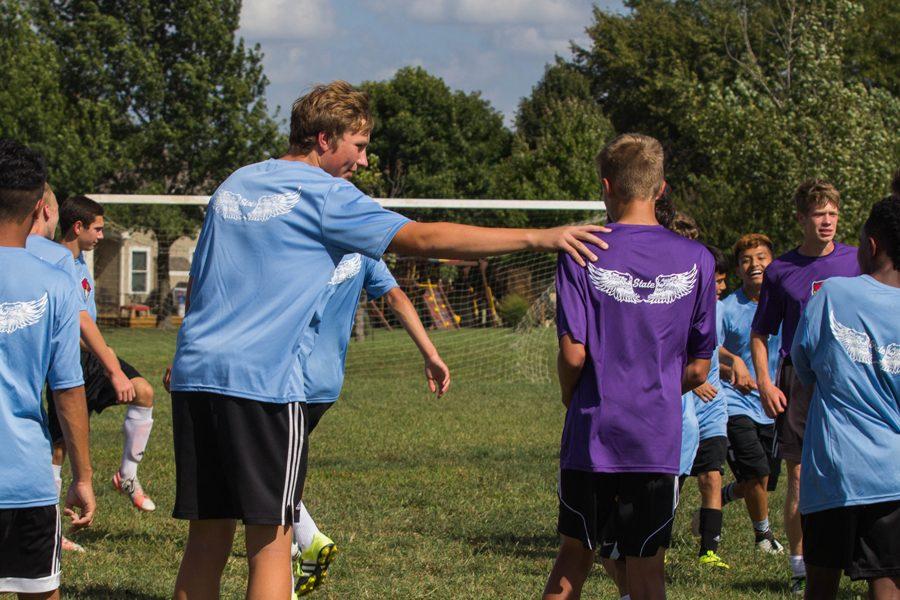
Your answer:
[811,280,825,295]
[82,278,92,298]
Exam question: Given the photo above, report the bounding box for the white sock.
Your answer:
[120,406,153,480]
[52,464,63,496]
[293,501,319,550]
[790,554,806,577]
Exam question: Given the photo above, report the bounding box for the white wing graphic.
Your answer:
[329,254,363,285]
[212,190,243,221]
[246,191,300,222]
[587,264,641,303]
[876,344,900,375]
[829,310,874,365]
[0,293,49,334]
[645,264,698,305]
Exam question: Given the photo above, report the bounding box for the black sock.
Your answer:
[699,508,723,554]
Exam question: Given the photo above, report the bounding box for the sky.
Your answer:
[237,0,623,128]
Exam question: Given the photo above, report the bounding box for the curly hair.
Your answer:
[864,197,900,270]
[0,139,46,223]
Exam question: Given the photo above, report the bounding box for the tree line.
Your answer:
[2,0,897,274]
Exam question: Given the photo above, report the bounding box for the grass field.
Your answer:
[36,328,870,599]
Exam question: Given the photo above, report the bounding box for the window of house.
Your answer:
[130,247,150,294]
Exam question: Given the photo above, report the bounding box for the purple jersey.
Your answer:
[751,243,859,358]
[556,224,718,474]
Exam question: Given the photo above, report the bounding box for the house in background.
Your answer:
[90,227,199,326]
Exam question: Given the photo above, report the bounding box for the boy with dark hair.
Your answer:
[750,179,860,594]
[719,234,785,555]
[169,80,609,599]
[791,197,900,599]
[0,140,95,599]
[55,195,157,513]
[544,134,717,600]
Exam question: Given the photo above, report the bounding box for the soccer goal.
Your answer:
[89,194,605,383]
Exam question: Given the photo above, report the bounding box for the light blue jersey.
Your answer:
[171,159,410,404]
[304,255,398,403]
[720,288,781,424]
[0,248,83,508]
[74,252,96,321]
[26,234,86,312]
[680,393,700,476]
[792,276,900,514]
[691,300,727,440]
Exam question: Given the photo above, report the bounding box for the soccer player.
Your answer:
[292,255,450,595]
[719,234,785,555]
[25,185,137,551]
[750,180,860,594]
[50,195,157,514]
[545,134,717,600]
[0,140,95,599]
[790,197,900,600]
[168,80,609,600]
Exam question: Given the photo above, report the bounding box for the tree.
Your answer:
[30,0,285,319]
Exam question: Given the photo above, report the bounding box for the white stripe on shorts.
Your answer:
[557,468,593,550]
[638,477,679,557]
[286,405,304,523]
[280,404,296,527]
[52,505,60,575]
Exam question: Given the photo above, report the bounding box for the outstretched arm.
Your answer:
[79,312,135,403]
[388,222,610,267]
[383,287,450,397]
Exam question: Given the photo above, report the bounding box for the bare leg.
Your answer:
[740,476,769,522]
[785,461,803,556]
[543,535,595,600]
[131,377,154,408]
[625,550,666,600]
[245,524,293,600]
[697,471,722,510]
[804,564,840,600]
[868,576,900,600]
[173,519,236,600]
[601,557,628,597]
[51,440,66,467]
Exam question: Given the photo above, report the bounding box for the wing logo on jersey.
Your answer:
[329,253,362,285]
[0,293,48,334]
[213,189,300,222]
[588,263,698,304]
[830,310,900,375]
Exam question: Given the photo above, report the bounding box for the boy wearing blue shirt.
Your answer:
[719,234,785,556]
[791,197,900,600]
[0,140,95,598]
[169,81,609,599]
[292,254,449,596]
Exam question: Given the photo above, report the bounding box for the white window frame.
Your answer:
[128,246,151,294]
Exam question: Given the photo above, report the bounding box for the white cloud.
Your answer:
[371,0,588,25]
[240,0,335,39]
[493,25,575,55]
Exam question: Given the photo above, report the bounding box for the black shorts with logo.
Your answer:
[802,501,900,581]
[46,350,142,443]
[690,436,727,476]
[726,415,781,489]
[0,505,61,594]
[558,470,677,558]
[172,391,308,526]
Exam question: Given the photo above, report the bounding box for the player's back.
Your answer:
[555,223,717,474]
[0,248,82,507]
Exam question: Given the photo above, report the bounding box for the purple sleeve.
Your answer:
[751,267,784,336]
[687,253,717,359]
[555,253,588,344]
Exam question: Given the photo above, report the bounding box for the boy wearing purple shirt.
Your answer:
[750,180,861,594]
[544,134,717,600]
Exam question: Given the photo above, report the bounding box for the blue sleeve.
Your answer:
[47,286,85,391]
[790,290,824,387]
[321,182,410,260]
[363,259,398,300]
[716,300,725,346]
[687,253,717,359]
[54,258,87,312]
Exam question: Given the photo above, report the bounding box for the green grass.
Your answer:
[29,329,870,599]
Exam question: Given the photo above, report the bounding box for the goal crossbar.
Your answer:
[89,194,605,211]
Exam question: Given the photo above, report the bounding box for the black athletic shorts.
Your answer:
[0,505,61,594]
[558,470,677,557]
[726,415,781,486]
[307,401,334,435]
[690,436,727,476]
[46,350,143,443]
[802,501,900,581]
[172,391,308,526]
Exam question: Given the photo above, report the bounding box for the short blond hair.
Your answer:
[595,133,665,201]
[289,80,373,154]
[793,179,840,214]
